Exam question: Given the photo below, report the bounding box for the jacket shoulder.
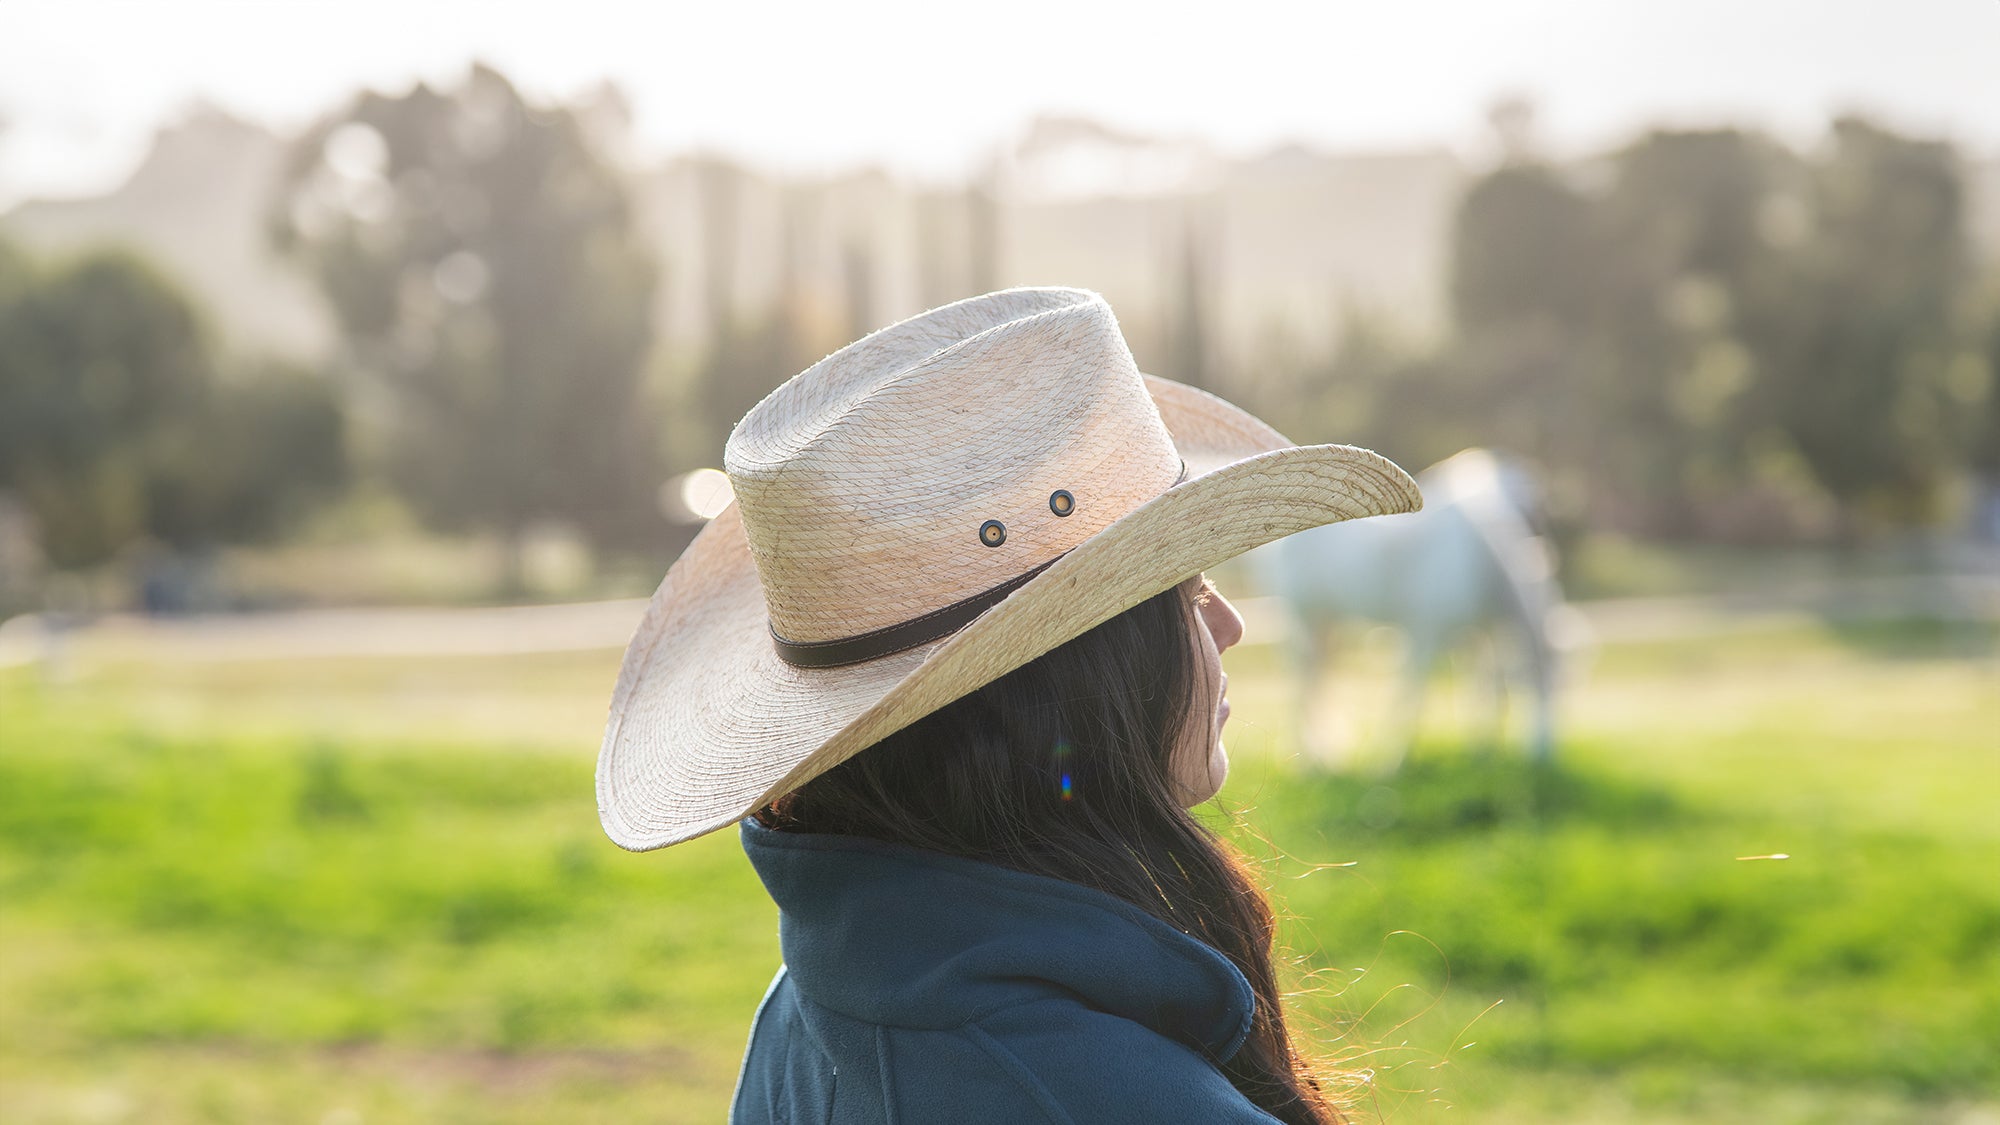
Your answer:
[962,998,1280,1123]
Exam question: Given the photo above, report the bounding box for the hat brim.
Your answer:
[596,375,1421,851]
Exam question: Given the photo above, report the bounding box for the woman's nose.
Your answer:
[1203,590,1245,653]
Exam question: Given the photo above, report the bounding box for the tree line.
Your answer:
[0,241,345,575]
[1247,118,2000,547]
[4,67,1997,615]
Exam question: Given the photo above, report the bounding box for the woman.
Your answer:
[595,288,1420,1123]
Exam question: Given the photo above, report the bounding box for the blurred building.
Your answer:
[2,108,1458,382]
[9,105,1997,397]
[636,117,1464,381]
[0,104,336,360]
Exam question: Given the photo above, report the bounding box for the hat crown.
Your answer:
[724,288,1182,645]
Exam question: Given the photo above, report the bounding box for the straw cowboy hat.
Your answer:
[597,287,1421,851]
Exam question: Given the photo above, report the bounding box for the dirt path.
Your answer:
[2,573,1993,670]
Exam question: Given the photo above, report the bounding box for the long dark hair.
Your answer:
[757,577,1344,1124]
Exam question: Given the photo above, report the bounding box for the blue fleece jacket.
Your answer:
[731,817,1281,1123]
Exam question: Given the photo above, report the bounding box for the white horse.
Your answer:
[1253,448,1579,768]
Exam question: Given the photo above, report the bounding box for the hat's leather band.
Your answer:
[768,461,1187,670]
[770,557,1061,669]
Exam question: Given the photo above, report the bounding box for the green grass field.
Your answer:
[1,614,1995,1123]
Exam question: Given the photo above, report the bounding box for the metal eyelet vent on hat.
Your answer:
[978,519,1007,547]
[1049,490,1075,517]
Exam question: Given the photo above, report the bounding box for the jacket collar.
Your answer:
[739,817,1256,1061]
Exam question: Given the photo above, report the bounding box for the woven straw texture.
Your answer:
[726,288,1182,642]
[597,288,1421,851]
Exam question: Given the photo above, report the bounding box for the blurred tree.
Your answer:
[1452,163,1598,337]
[270,64,661,587]
[0,239,347,572]
[1739,117,1967,537]
[1976,298,2000,481]
[143,362,348,550]
[1164,202,1215,393]
[1591,129,1798,536]
[1443,159,1603,537]
[1945,283,2000,543]
[1485,95,1540,166]
[0,243,203,567]
[1438,120,1975,542]
[1305,309,1459,468]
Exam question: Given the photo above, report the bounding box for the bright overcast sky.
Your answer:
[3,0,1997,210]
